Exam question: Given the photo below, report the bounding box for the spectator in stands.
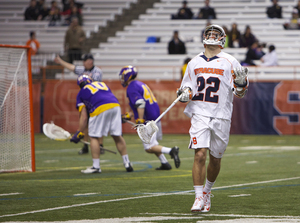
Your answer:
[48,7,62,26]
[222,25,229,48]
[241,41,265,66]
[48,1,61,19]
[295,0,300,17]
[37,0,50,20]
[62,0,84,13]
[239,25,258,48]
[181,57,191,79]
[266,0,282,19]
[64,17,86,63]
[24,0,40,20]
[283,9,300,30]
[26,31,40,56]
[63,5,83,26]
[260,45,278,66]
[227,23,241,48]
[168,30,186,54]
[195,0,216,20]
[171,1,194,20]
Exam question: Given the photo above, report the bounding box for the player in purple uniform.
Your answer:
[119,65,180,170]
[70,75,133,173]
[55,53,103,155]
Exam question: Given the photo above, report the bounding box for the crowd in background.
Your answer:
[167,0,300,66]
[24,0,84,26]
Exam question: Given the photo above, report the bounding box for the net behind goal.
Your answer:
[0,45,35,172]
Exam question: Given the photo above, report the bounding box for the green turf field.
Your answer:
[0,134,300,222]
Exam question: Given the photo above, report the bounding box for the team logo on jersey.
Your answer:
[194,67,224,76]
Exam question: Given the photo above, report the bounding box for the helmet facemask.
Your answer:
[203,25,226,49]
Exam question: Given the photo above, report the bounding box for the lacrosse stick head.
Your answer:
[136,121,159,144]
[43,123,71,141]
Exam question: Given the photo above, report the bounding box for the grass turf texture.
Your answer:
[0,134,299,222]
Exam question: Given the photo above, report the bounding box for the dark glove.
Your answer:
[70,131,84,144]
[121,112,131,123]
[136,118,145,124]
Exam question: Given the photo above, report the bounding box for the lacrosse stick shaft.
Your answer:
[154,93,183,123]
[80,140,117,154]
[124,120,136,126]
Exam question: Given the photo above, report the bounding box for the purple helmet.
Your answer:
[119,65,137,87]
[77,74,92,89]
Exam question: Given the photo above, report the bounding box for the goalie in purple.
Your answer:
[71,74,133,173]
[119,65,180,170]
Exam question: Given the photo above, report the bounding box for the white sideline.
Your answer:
[0,176,300,219]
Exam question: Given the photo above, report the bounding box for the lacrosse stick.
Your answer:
[124,120,136,126]
[136,88,188,144]
[43,122,117,154]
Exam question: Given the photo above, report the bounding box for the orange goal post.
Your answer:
[0,44,35,172]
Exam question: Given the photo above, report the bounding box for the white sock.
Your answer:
[93,159,100,169]
[194,185,203,199]
[161,146,171,154]
[158,154,168,164]
[203,179,215,193]
[122,154,130,164]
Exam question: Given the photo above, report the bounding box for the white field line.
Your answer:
[145,212,300,219]
[0,192,23,197]
[1,176,300,219]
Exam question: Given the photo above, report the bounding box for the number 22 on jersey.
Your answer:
[193,76,220,103]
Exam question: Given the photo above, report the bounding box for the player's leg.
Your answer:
[111,135,133,172]
[189,114,211,212]
[202,118,230,212]
[81,136,101,174]
[110,107,133,172]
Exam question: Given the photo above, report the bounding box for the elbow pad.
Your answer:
[135,99,146,108]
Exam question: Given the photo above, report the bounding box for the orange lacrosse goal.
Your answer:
[0,44,35,172]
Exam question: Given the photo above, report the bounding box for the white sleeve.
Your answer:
[180,63,196,97]
[74,66,84,75]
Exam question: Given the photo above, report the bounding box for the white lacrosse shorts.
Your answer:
[88,106,122,138]
[143,121,163,150]
[188,114,231,158]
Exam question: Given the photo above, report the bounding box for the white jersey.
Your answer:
[74,65,103,81]
[180,51,242,120]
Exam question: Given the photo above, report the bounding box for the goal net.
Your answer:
[0,45,35,172]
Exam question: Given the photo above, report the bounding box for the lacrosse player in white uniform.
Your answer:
[177,24,249,213]
[54,53,103,155]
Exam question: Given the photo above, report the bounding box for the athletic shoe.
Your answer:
[202,191,213,212]
[169,146,180,168]
[191,196,204,212]
[155,163,172,170]
[78,144,89,155]
[81,166,101,174]
[124,162,134,172]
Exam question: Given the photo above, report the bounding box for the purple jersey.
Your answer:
[127,80,160,121]
[76,81,119,117]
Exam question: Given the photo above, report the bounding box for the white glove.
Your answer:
[177,87,192,103]
[233,67,248,87]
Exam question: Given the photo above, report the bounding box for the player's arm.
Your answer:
[232,67,249,98]
[78,106,88,132]
[70,100,88,143]
[177,64,193,103]
[135,99,146,124]
[54,55,75,71]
